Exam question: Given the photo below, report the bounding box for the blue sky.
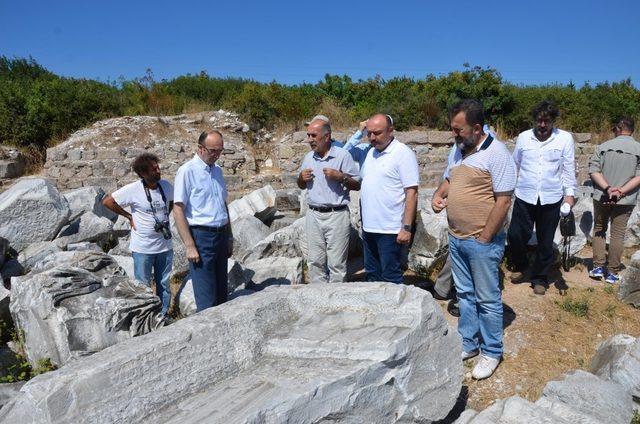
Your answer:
[1,0,639,86]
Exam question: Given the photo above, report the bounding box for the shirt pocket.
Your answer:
[191,187,210,202]
[544,148,562,162]
[520,146,537,161]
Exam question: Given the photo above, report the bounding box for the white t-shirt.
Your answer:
[360,139,420,233]
[112,179,174,254]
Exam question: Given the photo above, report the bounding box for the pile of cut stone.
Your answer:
[456,334,640,424]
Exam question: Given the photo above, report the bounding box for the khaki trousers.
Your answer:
[592,200,635,272]
[305,208,351,284]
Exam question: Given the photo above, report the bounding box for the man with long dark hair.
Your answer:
[103,153,174,318]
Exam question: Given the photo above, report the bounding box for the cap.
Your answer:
[305,114,330,126]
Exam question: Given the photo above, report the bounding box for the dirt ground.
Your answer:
[420,251,640,414]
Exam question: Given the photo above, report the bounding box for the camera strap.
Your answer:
[141,179,168,225]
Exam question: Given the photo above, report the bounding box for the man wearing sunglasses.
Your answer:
[173,130,233,312]
[298,119,360,283]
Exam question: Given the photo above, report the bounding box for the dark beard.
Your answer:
[456,136,476,152]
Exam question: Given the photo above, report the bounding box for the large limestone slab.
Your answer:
[625,207,640,249]
[229,185,277,223]
[463,396,572,423]
[231,214,274,261]
[1,283,463,423]
[9,251,162,367]
[408,207,449,275]
[16,241,63,273]
[464,369,634,424]
[0,178,70,251]
[244,256,304,289]
[590,334,640,402]
[62,186,117,222]
[243,217,307,262]
[620,250,640,308]
[55,211,114,247]
[535,370,633,424]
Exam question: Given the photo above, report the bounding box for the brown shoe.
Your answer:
[511,270,528,284]
[533,281,547,295]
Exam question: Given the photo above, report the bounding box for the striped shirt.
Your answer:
[444,135,517,238]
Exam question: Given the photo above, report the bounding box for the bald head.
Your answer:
[197,130,224,165]
[367,113,394,151]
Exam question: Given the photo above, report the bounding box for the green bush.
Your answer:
[1,56,639,159]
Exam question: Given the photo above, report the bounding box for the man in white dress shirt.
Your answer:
[173,130,233,312]
[507,100,577,295]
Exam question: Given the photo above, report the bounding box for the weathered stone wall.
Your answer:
[42,111,597,195]
[43,111,265,194]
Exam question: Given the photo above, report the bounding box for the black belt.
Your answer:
[190,224,228,233]
[308,204,348,213]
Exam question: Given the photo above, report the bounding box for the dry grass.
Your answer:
[459,270,640,411]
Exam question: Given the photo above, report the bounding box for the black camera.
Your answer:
[154,221,172,240]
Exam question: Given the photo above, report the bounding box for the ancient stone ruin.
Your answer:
[0,283,463,423]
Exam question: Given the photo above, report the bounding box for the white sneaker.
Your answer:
[472,355,500,380]
[461,350,479,361]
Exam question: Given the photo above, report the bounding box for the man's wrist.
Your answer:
[402,224,412,232]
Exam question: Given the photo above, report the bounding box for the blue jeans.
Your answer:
[189,227,229,312]
[132,250,173,315]
[449,232,505,359]
[362,230,403,284]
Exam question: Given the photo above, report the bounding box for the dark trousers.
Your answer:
[507,197,561,280]
[434,254,455,299]
[362,230,403,284]
[189,227,229,312]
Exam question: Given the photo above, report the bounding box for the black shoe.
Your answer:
[432,290,451,301]
[447,300,460,317]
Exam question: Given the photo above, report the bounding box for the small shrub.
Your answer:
[31,358,57,377]
[556,297,589,317]
[602,303,616,319]
[0,327,57,383]
[603,285,615,295]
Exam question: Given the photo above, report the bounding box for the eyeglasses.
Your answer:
[199,144,223,155]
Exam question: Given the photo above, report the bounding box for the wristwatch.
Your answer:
[342,174,349,185]
[402,224,412,232]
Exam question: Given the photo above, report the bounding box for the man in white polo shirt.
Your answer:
[173,130,232,312]
[360,113,420,284]
[298,119,360,283]
[508,100,576,295]
[102,153,174,318]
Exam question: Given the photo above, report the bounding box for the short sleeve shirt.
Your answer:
[445,136,516,238]
[174,155,229,227]
[360,139,420,233]
[299,146,360,207]
[112,179,173,254]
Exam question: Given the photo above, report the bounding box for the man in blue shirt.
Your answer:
[173,130,232,312]
[298,119,361,283]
